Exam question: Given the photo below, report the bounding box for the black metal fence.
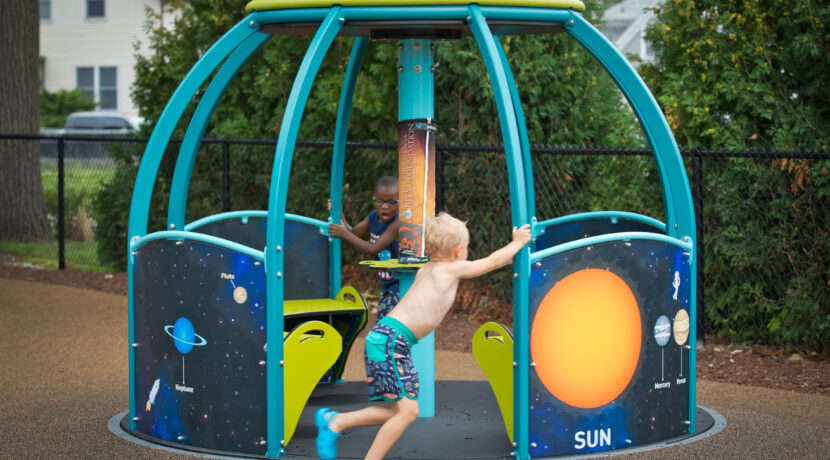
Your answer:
[1,133,828,350]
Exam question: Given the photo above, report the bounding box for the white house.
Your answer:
[39,0,173,117]
[602,0,663,64]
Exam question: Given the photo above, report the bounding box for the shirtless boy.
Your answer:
[316,212,532,460]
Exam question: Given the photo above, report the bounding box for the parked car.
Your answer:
[63,111,145,135]
[40,111,146,160]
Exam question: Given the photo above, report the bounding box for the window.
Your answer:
[87,0,105,19]
[76,66,118,110]
[39,0,51,20]
[98,67,117,110]
[77,67,95,99]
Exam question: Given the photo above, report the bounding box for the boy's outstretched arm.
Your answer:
[329,219,399,256]
[449,224,531,280]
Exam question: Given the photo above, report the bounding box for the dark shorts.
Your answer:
[377,290,399,319]
[364,317,419,401]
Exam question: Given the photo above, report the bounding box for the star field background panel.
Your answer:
[133,239,268,454]
[535,217,663,252]
[192,217,330,300]
[527,238,691,457]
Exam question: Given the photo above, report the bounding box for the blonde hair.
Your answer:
[425,212,468,259]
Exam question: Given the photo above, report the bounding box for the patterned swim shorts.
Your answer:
[364,317,419,401]
[377,290,399,319]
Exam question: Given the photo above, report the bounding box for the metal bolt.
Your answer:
[169,224,175,230]
[177,435,185,441]
[280,449,285,455]
[513,273,518,279]
[430,43,434,50]
[131,252,137,256]
[414,43,421,51]
[625,439,632,444]
[684,420,691,425]
[510,452,516,457]
[398,43,403,50]
[338,17,345,24]
[254,261,261,267]
[131,342,140,348]
[132,416,140,421]
[276,245,282,252]
[398,65,403,73]
[280,440,286,447]
[259,360,266,367]
[512,362,517,367]
[249,20,255,27]
[175,240,183,246]
[682,236,691,242]
[277,272,282,278]
[535,262,542,268]
[466,15,471,22]
[625,241,632,247]
[684,344,692,350]
[683,251,691,258]
[280,360,285,367]
[530,362,537,367]
[512,442,517,447]
[675,224,678,229]
[530,443,537,449]
[568,19,574,26]
[259,439,267,445]
[414,65,421,73]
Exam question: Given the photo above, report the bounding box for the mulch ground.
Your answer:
[1,260,828,397]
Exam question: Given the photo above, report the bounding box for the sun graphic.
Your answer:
[531,269,642,409]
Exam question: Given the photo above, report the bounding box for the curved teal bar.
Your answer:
[530,231,693,263]
[538,211,667,233]
[130,230,266,261]
[495,37,535,223]
[467,6,531,458]
[167,32,271,229]
[563,13,694,240]
[184,211,327,232]
[330,37,368,296]
[264,8,343,456]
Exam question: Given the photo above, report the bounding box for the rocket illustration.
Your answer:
[145,378,160,412]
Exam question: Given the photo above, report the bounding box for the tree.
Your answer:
[40,88,96,128]
[0,2,51,241]
[639,0,829,150]
[640,0,830,351]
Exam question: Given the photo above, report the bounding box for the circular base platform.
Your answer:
[110,381,725,459]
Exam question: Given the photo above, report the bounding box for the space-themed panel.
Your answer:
[133,239,268,454]
[192,216,330,300]
[527,238,691,457]
[535,217,663,252]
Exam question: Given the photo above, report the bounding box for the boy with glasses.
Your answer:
[328,176,400,319]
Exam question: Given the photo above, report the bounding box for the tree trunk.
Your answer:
[0,2,51,241]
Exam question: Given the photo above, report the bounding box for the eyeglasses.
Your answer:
[372,197,399,207]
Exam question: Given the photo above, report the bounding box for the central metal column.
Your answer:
[397,38,435,418]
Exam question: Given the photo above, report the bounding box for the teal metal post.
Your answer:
[330,37,369,298]
[398,38,436,418]
[467,5,531,459]
[264,8,343,456]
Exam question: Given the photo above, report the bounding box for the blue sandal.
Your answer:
[315,408,341,460]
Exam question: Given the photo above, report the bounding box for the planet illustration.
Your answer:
[673,309,690,345]
[233,286,248,304]
[531,269,641,409]
[164,317,208,354]
[654,315,671,347]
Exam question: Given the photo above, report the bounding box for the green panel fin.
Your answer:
[472,321,514,442]
[283,320,343,443]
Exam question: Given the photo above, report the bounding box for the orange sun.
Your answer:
[531,269,641,409]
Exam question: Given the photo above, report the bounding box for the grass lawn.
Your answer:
[0,239,114,272]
